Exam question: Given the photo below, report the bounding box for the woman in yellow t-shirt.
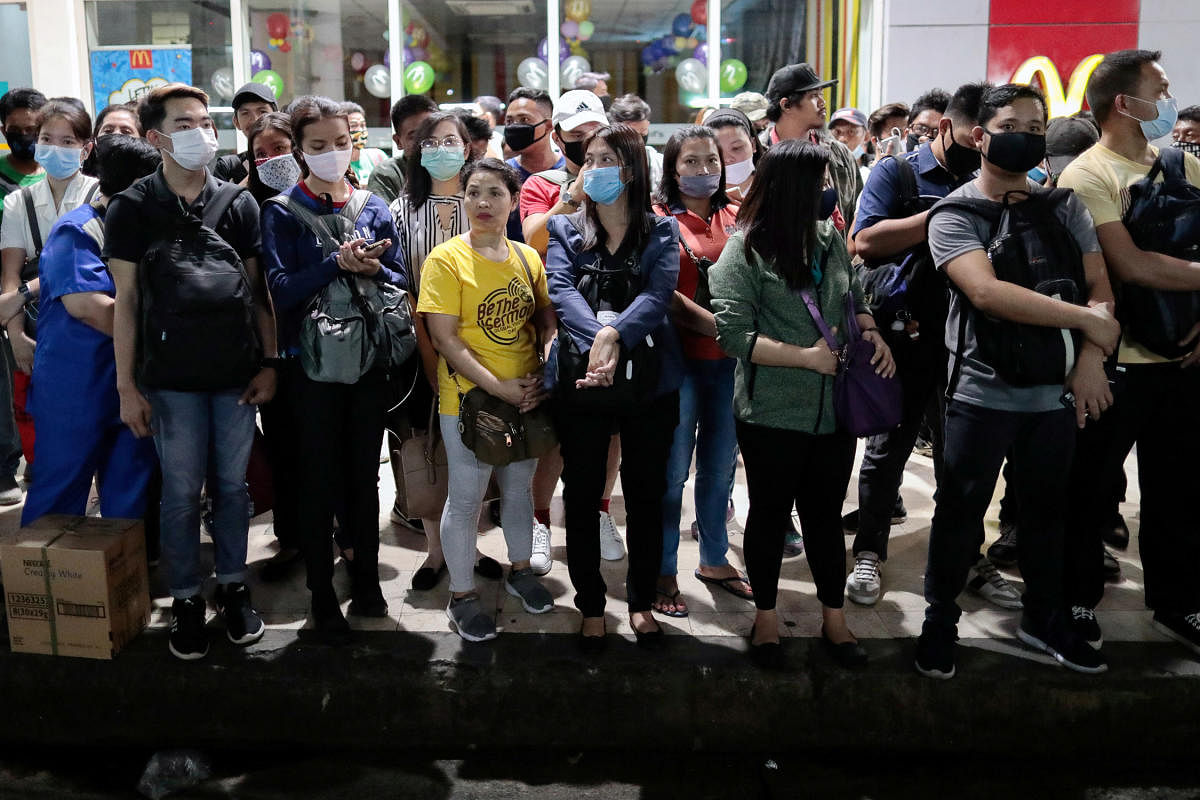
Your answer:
[419,158,559,642]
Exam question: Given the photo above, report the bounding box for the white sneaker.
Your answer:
[846,551,882,606]
[598,511,625,561]
[530,522,553,576]
[966,556,1023,610]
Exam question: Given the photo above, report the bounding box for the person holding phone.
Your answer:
[262,96,407,638]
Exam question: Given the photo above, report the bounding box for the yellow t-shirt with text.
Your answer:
[1058,143,1200,364]
[417,235,550,415]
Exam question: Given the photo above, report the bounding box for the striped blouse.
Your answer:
[389,192,466,296]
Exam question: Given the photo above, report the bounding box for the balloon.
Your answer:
[403,46,415,63]
[577,20,595,41]
[561,20,579,39]
[251,69,283,99]
[675,57,706,93]
[250,49,271,72]
[210,67,235,100]
[537,38,570,65]
[693,43,708,65]
[719,58,748,93]
[403,61,435,94]
[411,46,428,62]
[690,0,707,26]
[672,13,693,37]
[640,46,657,67]
[673,36,689,52]
[409,24,429,48]
[568,40,588,58]
[564,0,591,22]
[365,64,391,98]
[658,36,678,55]
[694,25,706,42]
[561,55,591,89]
[266,12,289,40]
[350,51,366,71]
[279,41,292,54]
[516,56,549,90]
[383,50,390,67]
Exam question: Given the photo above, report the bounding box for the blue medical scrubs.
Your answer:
[21,203,157,525]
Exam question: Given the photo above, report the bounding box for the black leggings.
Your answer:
[737,420,856,611]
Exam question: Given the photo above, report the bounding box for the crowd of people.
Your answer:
[1,48,1198,679]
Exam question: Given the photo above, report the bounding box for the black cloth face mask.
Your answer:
[561,137,587,166]
[940,122,983,177]
[983,130,1047,174]
[504,120,549,152]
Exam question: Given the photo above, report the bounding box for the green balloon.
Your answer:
[251,69,284,99]
[719,58,748,93]
[404,61,435,94]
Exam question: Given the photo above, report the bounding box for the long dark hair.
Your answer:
[246,112,296,205]
[404,111,474,209]
[653,125,729,211]
[579,123,653,254]
[738,139,828,289]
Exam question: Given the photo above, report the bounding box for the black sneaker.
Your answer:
[1102,516,1130,550]
[214,582,265,645]
[169,595,209,661]
[1018,610,1107,674]
[987,521,1019,568]
[841,499,906,532]
[1152,610,1200,656]
[1069,605,1103,649]
[914,630,956,680]
[389,502,425,533]
[1102,548,1121,581]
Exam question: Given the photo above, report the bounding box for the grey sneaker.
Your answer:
[446,594,497,642]
[506,567,554,614]
[846,551,882,606]
[0,473,22,506]
[967,556,1023,610]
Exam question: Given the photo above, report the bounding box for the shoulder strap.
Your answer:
[891,155,920,213]
[533,169,569,186]
[81,215,105,250]
[21,187,41,256]
[511,242,544,358]
[340,189,372,226]
[83,182,99,205]
[200,182,243,232]
[1146,145,1186,188]
[266,194,342,253]
[0,172,17,192]
[798,249,841,350]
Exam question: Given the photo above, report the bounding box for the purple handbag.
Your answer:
[800,289,903,437]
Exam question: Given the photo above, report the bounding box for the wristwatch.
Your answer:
[561,189,581,208]
[17,282,32,304]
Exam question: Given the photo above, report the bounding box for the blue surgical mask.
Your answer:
[678,173,721,199]
[852,143,866,160]
[420,146,466,181]
[583,165,626,205]
[1121,95,1178,141]
[820,186,839,219]
[34,143,82,180]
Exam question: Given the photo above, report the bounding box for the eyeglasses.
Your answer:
[420,136,464,151]
[909,123,938,137]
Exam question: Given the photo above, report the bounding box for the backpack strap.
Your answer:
[1147,145,1187,189]
[340,188,372,227]
[83,182,99,205]
[888,155,920,216]
[199,182,244,233]
[532,169,569,187]
[0,172,18,193]
[21,187,42,257]
[510,243,545,359]
[265,194,342,254]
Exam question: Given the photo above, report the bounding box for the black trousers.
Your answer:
[924,401,1075,636]
[558,391,678,617]
[259,360,303,550]
[737,420,856,611]
[295,368,388,600]
[1065,362,1200,614]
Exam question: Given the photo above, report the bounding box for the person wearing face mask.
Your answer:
[546,124,683,651]
[1171,105,1200,156]
[905,90,950,154]
[1,99,99,484]
[21,135,160,528]
[829,107,869,175]
[0,89,48,225]
[261,96,406,640]
[1058,50,1200,661]
[366,95,438,205]
[80,102,144,179]
[517,90,623,577]
[503,87,563,244]
[842,83,1023,611]
[706,108,763,204]
[650,126,749,619]
[916,83,1119,680]
[343,102,388,186]
[607,94,663,193]
[106,83,279,661]
[210,83,277,186]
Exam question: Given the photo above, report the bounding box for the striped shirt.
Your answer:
[388,192,465,296]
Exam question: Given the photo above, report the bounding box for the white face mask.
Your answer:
[159,127,218,171]
[256,153,302,193]
[725,157,755,186]
[303,147,353,183]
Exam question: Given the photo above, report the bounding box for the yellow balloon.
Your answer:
[565,0,591,23]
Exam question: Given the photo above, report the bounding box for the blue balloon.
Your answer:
[694,25,707,42]
[658,36,678,55]
[671,13,692,37]
[640,46,657,66]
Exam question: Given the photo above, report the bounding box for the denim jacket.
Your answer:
[544,212,683,397]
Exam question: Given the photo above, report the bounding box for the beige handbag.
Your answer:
[392,401,449,520]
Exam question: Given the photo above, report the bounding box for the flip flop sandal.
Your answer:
[694,569,755,601]
[653,588,689,618]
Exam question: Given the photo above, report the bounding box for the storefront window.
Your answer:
[0,3,33,101]
[722,0,804,106]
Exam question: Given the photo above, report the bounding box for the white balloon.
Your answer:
[560,55,591,90]
[516,57,549,90]
[675,58,706,94]
[364,64,391,99]
[211,67,235,100]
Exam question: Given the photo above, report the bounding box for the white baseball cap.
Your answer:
[552,89,609,132]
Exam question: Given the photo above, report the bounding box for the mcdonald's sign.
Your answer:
[987,0,1138,117]
[129,50,154,70]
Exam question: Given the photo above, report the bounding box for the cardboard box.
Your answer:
[1,515,150,659]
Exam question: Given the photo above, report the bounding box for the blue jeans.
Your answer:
[148,389,256,599]
[661,357,738,576]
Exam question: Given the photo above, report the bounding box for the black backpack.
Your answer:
[1119,146,1200,358]
[855,156,945,336]
[929,188,1086,389]
[137,182,263,391]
